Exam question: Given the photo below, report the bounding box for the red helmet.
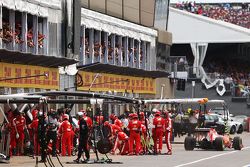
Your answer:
[128,113,134,118]
[155,111,161,116]
[109,114,116,120]
[133,113,138,119]
[104,121,110,126]
[139,112,144,117]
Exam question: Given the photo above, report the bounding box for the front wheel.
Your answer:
[233,136,243,150]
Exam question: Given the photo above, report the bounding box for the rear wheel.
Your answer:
[184,136,196,150]
[233,136,243,150]
[214,137,224,151]
[237,125,243,134]
[230,126,236,134]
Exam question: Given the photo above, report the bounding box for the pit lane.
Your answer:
[4,132,250,167]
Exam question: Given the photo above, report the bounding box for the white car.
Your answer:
[210,114,243,134]
[232,115,249,131]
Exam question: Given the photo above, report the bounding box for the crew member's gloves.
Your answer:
[16,133,19,139]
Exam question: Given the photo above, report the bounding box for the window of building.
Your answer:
[101,31,107,63]
[38,17,46,54]
[108,34,114,63]
[14,11,23,51]
[2,7,12,50]
[84,28,90,63]
[94,29,101,63]
[27,14,34,53]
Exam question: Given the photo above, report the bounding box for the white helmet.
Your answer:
[63,114,69,120]
[152,108,158,113]
[78,112,83,117]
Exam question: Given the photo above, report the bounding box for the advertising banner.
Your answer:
[77,71,156,94]
[0,63,59,89]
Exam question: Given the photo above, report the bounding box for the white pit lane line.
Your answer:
[174,146,250,167]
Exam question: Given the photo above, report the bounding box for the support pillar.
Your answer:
[104,32,108,64]
[89,29,94,63]
[190,43,208,78]
[33,15,38,54]
[21,12,27,52]
[124,37,128,66]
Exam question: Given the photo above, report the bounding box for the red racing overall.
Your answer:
[13,115,26,155]
[153,112,165,154]
[165,115,172,155]
[128,115,141,155]
[59,117,72,156]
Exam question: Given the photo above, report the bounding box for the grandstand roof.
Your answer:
[168,7,250,44]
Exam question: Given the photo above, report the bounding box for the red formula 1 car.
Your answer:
[184,128,243,151]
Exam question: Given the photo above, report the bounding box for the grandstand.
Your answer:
[171,1,249,29]
[168,0,250,112]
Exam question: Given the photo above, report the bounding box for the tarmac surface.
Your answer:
[2,132,250,167]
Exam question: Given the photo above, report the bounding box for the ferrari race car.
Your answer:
[184,128,243,151]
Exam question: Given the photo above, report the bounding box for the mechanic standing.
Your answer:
[74,112,90,163]
[29,110,39,155]
[59,114,72,156]
[164,111,172,155]
[127,113,142,155]
[13,112,27,156]
[81,110,93,129]
[188,109,198,136]
[46,109,58,156]
[153,111,165,154]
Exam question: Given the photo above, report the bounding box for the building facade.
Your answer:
[0,0,172,117]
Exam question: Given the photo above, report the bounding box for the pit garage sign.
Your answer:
[0,62,59,90]
[78,71,156,94]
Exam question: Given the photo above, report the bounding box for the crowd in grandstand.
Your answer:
[172,2,250,29]
[203,59,250,96]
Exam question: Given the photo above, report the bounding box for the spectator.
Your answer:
[173,2,250,29]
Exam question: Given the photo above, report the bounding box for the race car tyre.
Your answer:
[97,139,113,154]
[233,136,243,150]
[230,126,236,134]
[237,125,243,134]
[184,136,196,151]
[214,137,224,151]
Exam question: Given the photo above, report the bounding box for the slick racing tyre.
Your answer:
[97,139,113,154]
[184,136,196,151]
[230,126,236,134]
[233,136,243,150]
[214,137,224,151]
[237,125,243,134]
